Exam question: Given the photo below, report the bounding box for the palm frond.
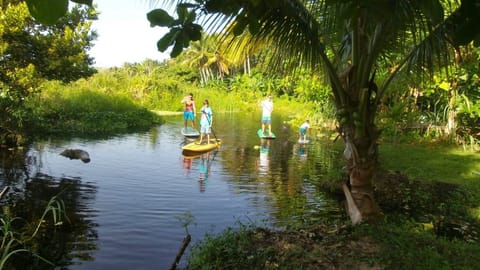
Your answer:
[154,0,471,94]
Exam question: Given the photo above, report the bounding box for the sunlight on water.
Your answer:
[0,114,343,269]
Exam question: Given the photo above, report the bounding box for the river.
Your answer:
[0,113,344,269]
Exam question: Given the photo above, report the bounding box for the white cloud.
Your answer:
[90,0,170,68]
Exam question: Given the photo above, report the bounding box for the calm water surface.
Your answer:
[0,113,343,269]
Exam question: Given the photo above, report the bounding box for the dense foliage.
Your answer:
[9,1,480,268]
[20,59,330,136]
[0,1,97,146]
[377,44,480,147]
[150,0,480,224]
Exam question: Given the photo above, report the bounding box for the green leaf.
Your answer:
[171,35,185,57]
[177,5,189,22]
[185,24,202,41]
[71,0,92,5]
[418,0,444,24]
[26,0,69,25]
[186,10,196,24]
[182,33,191,47]
[157,29,180,52]
[147,9,174,27]
[438,81,450,90]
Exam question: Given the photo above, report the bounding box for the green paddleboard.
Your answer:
[181,127,200,138]
[257,129,276,139]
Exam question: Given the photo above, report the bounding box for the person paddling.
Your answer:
[198,99,213,144]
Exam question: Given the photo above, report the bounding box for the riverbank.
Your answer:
[185,141,480,269]
[151,110,182,116]
[186,169,480,269]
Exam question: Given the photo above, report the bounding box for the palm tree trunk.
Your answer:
[246,53,251,75]
[445,82,457,137]
[341,129,383,224]
[200,68,206,84]
[334,72,384,224]
[445,47,462,138]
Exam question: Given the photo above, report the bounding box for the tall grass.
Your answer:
[23,80,163,135]
[0,196,66,269]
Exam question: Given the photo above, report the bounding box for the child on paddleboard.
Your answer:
[299,120,310,142]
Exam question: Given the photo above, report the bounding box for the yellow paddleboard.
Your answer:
[182,139,221,154]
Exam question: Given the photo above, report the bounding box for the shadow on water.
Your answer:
[0,148,98,269]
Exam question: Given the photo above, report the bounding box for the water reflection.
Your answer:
[294,143,308,161]
[0,147,30,185]
[0,113,345,269]
[257,139,271,175]
[0,149,98,269]
[198,151,213,192]
[182,154,194,175]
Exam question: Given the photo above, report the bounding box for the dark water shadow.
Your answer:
[0,148,98,269]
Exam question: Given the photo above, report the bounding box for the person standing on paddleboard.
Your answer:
[181,93,196,129]
[299,120,310,142]
[199,99,213,144]
[260,94,273,136]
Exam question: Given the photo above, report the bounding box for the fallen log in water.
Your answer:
[0,186,9,200]
[169,234,191,270]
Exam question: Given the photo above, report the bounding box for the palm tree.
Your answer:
[218,30,268,75]
[181,34,233,83]
[182,35,217,83]
[27,0,480,224]
[148,0,480,224]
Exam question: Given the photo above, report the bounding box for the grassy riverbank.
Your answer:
[185,141,480,269]
[23,82,164,136]
[21,75,325,137]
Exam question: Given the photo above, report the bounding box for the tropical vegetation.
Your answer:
[0,1,97,146]
[0,194,67,269]
[149,0,480,225]
[1,0,480,269]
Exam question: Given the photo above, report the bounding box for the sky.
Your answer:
[89,0,170,68]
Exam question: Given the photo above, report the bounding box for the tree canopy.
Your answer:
[0,1,97,146]
[24,0,92,25]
